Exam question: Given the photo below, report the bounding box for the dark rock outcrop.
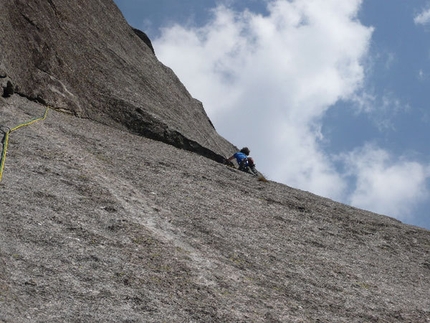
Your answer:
[2,81,14,98]
[132,28,156,55]
[0,0,429,322]
[0,0,235,161]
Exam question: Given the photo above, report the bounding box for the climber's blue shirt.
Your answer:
[233,152,248,165]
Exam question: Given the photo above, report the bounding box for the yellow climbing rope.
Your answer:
[0,107,50,182]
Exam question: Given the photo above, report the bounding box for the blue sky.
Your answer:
[113,0,430,230]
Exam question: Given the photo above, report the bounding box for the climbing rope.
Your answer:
[0,107,50,182]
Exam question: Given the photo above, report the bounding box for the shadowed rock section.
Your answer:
[1,0,429,322]
[132,28,155,55]
[0,0,236,161]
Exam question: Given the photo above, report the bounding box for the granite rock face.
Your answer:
[0,98,429,322]
[0,0,235,161]
[1,1,430,322]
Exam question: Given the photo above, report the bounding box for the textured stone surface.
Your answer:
[0,0,235,161]
[1,0,429,321]
[0,97,429,322]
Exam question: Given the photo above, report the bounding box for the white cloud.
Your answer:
[152,0,429,223]
[374,92,410,132]
[342,144,430,221]
[418,68,429,81]
[154,0,371,199]
[414,7,430,25]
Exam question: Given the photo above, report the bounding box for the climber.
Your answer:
[225,147,258,176]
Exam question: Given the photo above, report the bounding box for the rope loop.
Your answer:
[0,107,50,182]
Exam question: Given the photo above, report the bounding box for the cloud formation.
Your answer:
[153,0,430,223]
[414,7,430,25]
[341,144,430,221]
